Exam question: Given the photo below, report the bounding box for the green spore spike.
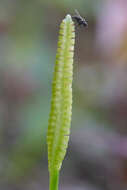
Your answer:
[47,14,75,190]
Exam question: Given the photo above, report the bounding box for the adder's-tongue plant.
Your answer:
[47,14,75,190]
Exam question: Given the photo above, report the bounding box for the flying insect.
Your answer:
[72,9,88,27]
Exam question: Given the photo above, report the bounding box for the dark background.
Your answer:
[1,0,127,189]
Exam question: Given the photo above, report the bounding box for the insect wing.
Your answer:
[75,9,81,18]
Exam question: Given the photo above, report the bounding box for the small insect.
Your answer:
[72,9,88,27]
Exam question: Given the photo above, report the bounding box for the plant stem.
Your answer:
[49,170,59,190]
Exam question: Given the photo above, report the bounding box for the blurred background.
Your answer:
[1,0,127,189]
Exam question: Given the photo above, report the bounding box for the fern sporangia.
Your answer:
[47,14,75,190]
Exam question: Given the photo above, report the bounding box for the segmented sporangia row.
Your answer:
[47,14,75,172]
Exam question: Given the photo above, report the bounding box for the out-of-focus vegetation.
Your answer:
[1,0,127,190]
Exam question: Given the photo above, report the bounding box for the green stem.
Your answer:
[49,170,59,190]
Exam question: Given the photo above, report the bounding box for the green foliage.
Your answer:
[47,14,75,190]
